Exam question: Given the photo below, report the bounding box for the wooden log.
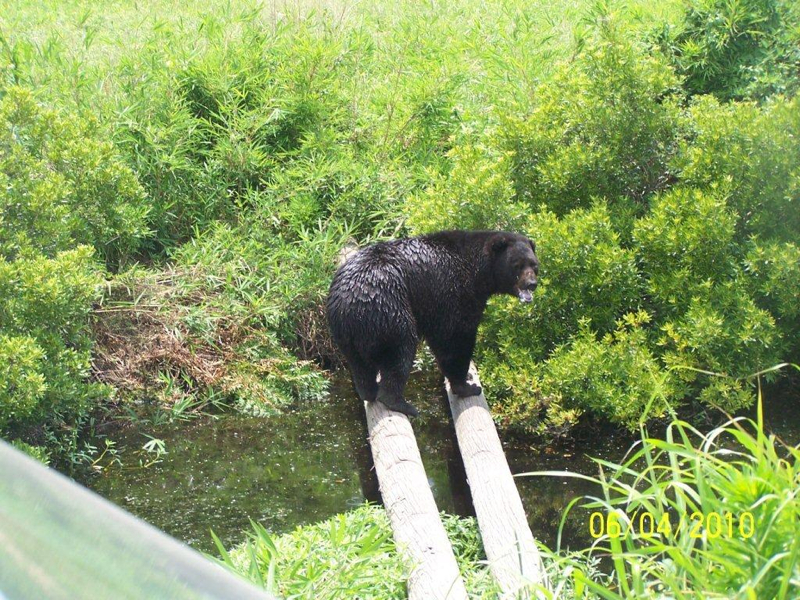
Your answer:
[365,400,468,600]
[446,364,548,598]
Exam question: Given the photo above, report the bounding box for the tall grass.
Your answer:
[211,504,499,599]
[525,367,800,599]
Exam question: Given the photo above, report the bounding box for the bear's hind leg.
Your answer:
[430,332,482,398]
[350,361,379,403]
[375,343,419,417]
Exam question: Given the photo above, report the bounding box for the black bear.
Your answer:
[326,230,539,417]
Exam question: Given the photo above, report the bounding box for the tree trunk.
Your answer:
[365,400,468,600]
[446,364,549,598]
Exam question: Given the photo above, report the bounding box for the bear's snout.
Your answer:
[516,270,538,303]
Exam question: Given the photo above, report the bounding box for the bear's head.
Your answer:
[486,232,539,303]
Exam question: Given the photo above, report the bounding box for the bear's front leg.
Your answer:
[430,331,483,398]
[449,375,482,398]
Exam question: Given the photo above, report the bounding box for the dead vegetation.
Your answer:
[91,265,330,412]
[92,267,243,405]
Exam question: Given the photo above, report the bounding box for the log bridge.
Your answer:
[364,364,548,599]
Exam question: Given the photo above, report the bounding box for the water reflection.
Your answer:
[79,372,798,554]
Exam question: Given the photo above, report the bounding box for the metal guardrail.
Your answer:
[0,441,275,600]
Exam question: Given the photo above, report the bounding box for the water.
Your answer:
[78,373,799,554]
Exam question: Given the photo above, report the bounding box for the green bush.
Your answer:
[9,438,51,464]
[744,240,800,332]
[259,150,405,239]
[0,247,107,435]
[657,0,800,100]
[405,141,525,233]
[483,185,782,431]
[541,313,674,429]
[480,203,640,366]
[0,335,46,429]
[477,204,641,433]
[674,95,800,242]
[0,87,148,266]
[502,21,682,215]
[473,25,798,434]
[633,186,739,314]
[659,282,781,408]
[113,20,384,252]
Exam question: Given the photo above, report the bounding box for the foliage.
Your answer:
[405,141,525,233]
[744,240,800,338]
[633,187,738,311]
[502,19,682,215]
[219,505,407,599]
[674,94,800,242]
[0,0,798,445]
[485,204,641,360]
[216,504,497,599]
[469,17,795,435]
[92,226,336,418]
[9,438,51,464]
[659,283,780,407]
[528,385,800,599]
[541,313,674,429]
[657,0,800,100]
[477,204,642,433]
[0,87,148,267]
[0,247,107,436]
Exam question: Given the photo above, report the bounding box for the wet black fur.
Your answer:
[326,230,539,417]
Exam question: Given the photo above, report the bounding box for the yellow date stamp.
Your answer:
[588,510,755,540]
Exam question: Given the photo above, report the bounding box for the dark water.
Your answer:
[78,373,799,554]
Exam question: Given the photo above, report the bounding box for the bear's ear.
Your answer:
[528,238,536,253]
[486,234,510,255]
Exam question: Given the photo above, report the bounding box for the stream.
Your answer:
[77,372,799,554]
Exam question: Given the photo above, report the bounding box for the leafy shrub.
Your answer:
[114,20,372,252]
[0,247,107,435]
[659,282,781,409]
[259,150,405,239]
[221,505,406,599]
[657,0,800,100]
[9,439,51,465]
[404,141,526,233]
[478,204,641,433]
[481,204,640,365]
[503,20,682,215]
[541,313,674,429]
[526,205,642,351]
[633,186,739,314]
[0,335,46,430]
[480,93,796,434]
[674,95,800,242]
[0,87,148,266]
[632,186,783,409]
[744,240,800,331]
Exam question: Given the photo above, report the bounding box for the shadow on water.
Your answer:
[78,371,799,554]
